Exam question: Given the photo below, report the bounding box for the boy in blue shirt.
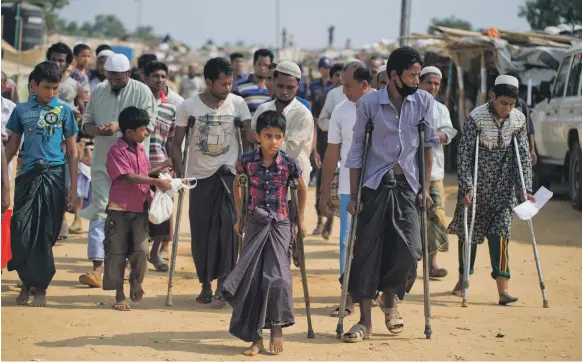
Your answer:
[4,61,79,307]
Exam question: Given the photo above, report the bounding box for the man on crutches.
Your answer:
[339,47,439,342]
[448,75,536,306]
[170,57,251,308]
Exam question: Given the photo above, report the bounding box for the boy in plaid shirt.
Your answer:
[221,110,306,356]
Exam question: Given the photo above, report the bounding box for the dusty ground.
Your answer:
[2,175,581,361]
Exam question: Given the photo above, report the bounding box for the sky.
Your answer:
[58,0,532,49]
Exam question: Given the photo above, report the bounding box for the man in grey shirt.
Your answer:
[342,47,439,342]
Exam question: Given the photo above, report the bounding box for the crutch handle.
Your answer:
[187,116,196,128]
[234,117,243,129]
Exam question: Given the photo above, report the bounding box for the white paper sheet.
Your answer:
[513,187,553,220]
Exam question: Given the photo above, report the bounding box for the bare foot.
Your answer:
[16,285,30,305]
[243,340,265,356]
[113,290,131,311]
[130,282,145,302]
[270,326,284,355]
[31,288,47,307]
[452,277,466,297]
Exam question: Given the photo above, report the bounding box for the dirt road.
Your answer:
[2,176,581,360]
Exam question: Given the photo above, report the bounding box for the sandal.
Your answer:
[148,256,169,272]
[211,294,228,309]
[342,323,371,343]
[381,306,404,334]
[429,267,448,278]
[330,306,352,317]
[322,220,333,240]
[196,289,213,304]
[79,271,102,288]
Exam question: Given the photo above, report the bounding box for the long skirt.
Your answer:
[221,208,294,342]
[348,172,422,302]
[8,163,66,289]
[189,169,238,284]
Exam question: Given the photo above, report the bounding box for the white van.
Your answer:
[532,43,582,210]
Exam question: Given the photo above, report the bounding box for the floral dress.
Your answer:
[447,103,532,244]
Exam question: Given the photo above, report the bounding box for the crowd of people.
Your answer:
[1,41,534,356]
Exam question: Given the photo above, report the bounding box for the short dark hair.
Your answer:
[330,63,344,78]
[253,48,274,64]
[268,63,278,70]
[73,43,91,57]
[138,54,158,70]
[343,61,372,84]
[273,70,300,84]
[386,46,423,76]
[256,110,286,134]
[204,57,233,81]
[492,84,519,99]
[230,52,244,62]
[95,44,112,55]
[144,60,168,77]
[46,42,74,66]
[118,106,150,134]
[30,61,62,85]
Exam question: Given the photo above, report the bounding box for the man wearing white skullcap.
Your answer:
[447,74,534,306]
[89,49,114,93]
[78,52,156,289]
[419,66,458,279]
[252,60,314,188]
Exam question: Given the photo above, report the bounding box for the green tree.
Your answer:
[428,16,473,34]
[519,0,582,30]
[133,25,159,42]
[91,14,127,38]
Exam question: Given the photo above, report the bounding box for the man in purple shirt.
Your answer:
[341,47,439,342]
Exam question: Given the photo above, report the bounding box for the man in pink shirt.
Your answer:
[105,106,171,311]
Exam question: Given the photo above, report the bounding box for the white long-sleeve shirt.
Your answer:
[431,101,458,181]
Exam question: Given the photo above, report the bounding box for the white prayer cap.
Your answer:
[495,75,519,88]
[420,66,442,78]
[276,61,302,79]
[105,53,130,72]
[97,49,115,59]
[378,65,386,73]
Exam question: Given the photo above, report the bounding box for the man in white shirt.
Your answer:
[252,61,314,187]
[171,57,251,307]
[179,64,206,99]
[319,61,373,316]
[419,66,458,278]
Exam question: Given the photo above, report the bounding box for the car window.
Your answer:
[553,55,572,98]
[566,52,582,97]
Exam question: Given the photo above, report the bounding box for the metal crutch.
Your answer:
[289,178,315,339]
[336,117,374,338]
[237,173,249,259]
[234,117,246,259]
[462,133,479,307]
[418,124,432,339]
[166,116,196,306]
[512,136,549,308]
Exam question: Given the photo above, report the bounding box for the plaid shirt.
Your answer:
[236,149,302,221]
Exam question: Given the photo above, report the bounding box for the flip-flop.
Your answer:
[342,323,371,343]
[322,220,333,240]
[312,226,323,235]
[330,306,352,317]
[79,271,102,288]
[112,301,131,311]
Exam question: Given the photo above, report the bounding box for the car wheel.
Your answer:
[568,141,582,211]
[532,164,551,191]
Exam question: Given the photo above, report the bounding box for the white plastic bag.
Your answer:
[149,190,174,224]
[148,174,198,224]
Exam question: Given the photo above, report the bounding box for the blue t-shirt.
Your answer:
[6,95,78,175]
